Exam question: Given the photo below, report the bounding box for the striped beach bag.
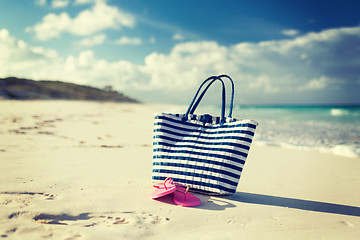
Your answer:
[152,75,258,195]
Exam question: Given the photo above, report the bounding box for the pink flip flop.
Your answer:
[173,186,201,207]
[150,177,176,199]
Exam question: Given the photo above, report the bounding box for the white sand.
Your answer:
[0,100,359,240]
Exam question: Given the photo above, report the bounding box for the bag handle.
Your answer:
[183,76,226,123]
[190,74,234,118]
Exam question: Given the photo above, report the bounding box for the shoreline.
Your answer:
[253,141,360,159]
[1,100,359,239]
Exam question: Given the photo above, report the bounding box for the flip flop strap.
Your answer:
[153,177,174,190]
[176,186,190,200]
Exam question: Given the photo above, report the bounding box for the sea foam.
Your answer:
[331,108,349,116]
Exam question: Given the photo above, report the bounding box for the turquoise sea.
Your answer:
[172,104,360,158]
[234,105,360,158]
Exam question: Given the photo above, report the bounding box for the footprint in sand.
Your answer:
[37,131,55,135]
[4,211,169,239]
[8,117,62,136]
[339,220,355,227]
[0,192,57,208]
[0,227,17,238]
[32,211,168,228]
[2,214,82,240]
[7,211,169,228]
[8,129,27,134]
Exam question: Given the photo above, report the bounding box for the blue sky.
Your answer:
[1,0,360,105]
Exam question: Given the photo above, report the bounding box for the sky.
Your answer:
[1,0,360,105]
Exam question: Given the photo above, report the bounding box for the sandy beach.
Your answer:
[1,100,359,240]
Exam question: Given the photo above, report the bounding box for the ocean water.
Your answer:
[233,105,360,158]
[171,104,360,158]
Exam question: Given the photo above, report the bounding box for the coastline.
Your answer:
[0,100,359,239]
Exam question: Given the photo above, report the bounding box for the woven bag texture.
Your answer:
[152,113,258,195]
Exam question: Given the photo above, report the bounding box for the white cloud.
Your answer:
[173,33,184,41]
[26,13,72,40]
[71,1,135,35]
[115,36,142,45]
[35,0,47,6]
[73,0,94,5]
[76,34,106,47]
[27,0,135,40]
[270,26,360,54]
[300,54,308,60]
[51,0,70,8]
[0,28,59,78]
[281,29,299,37]
[249,75,280,93]
[141,41,233,91]
[35,0,70,8]
[2,25,360,104]
[0,28,145,90]
[298,76,330,91]
[149,36,156,44]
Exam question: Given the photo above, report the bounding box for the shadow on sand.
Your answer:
[197,191,360,216]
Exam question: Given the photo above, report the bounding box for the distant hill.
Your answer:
[0,77,138,102]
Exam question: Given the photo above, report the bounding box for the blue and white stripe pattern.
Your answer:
[152,112,258,195]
